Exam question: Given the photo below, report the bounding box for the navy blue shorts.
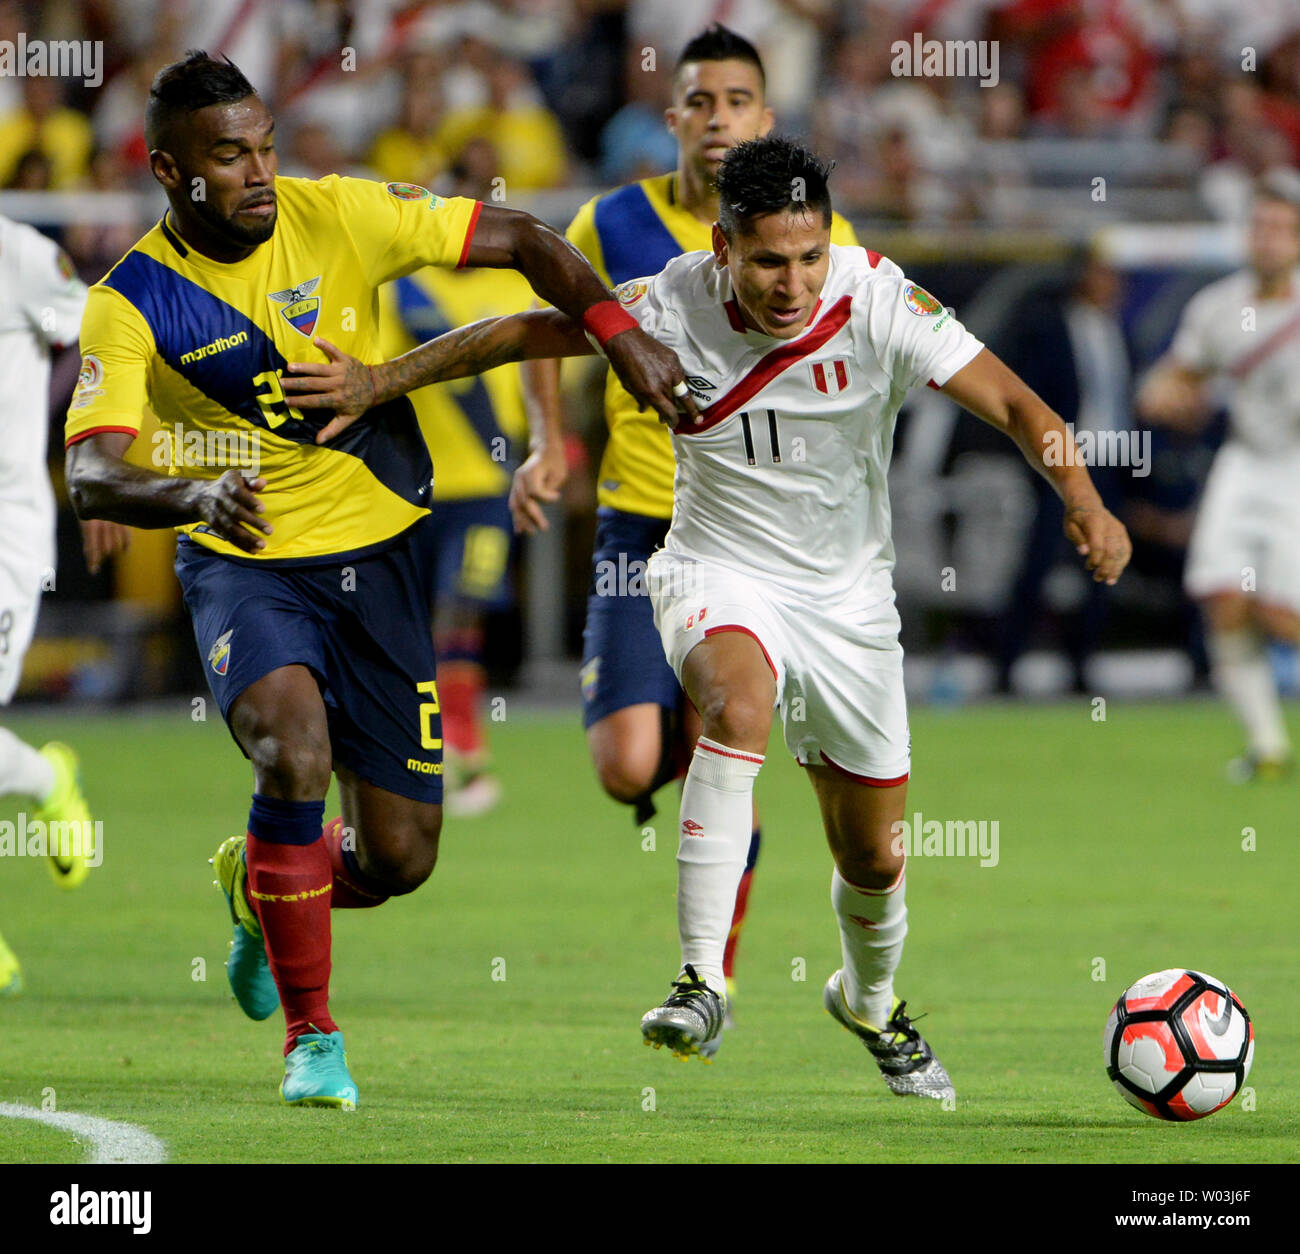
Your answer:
[430,495,515,610]
[175,517,444,803]
[580,507,682,729]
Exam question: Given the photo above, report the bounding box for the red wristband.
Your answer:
[582,300,638,346]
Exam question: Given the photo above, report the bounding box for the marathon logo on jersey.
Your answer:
[810,359,851,396]
[208,629,232,677]
[70,355,105,409]
[268,277,322,338]
[179,330,249,365]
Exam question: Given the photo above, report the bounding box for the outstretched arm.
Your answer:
[462,206,698,427]
[281,309,593,443]
[940,347,1132,585]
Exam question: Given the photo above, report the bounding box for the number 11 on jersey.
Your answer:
[738,409,781,466]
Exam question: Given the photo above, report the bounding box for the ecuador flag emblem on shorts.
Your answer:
[208,629,232,676]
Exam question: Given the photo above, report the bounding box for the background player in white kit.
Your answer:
[0,213,105,994]
[1139,172,1300,781]
[282,136,1131,1098]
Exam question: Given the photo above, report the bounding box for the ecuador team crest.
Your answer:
[268,276,322,337]
[208,629,232,676]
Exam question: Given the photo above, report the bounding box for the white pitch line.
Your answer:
[0,1102,166,1164]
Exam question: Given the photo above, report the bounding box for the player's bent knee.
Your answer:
[838,847,905,892]
[357,811,442,894]
[1255,604,1300,644]
[593,755,658,805]
[1200,593,1250,633]
[246,735,332,800]
[694,691,771,753]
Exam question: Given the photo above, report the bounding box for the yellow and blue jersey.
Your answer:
[379,265,533,501]
[566,171,859,519]
[65,175,481,564]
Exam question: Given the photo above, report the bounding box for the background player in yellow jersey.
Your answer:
[63,52,695,1108]
[379,147,533,817]
[512,26,859,1034]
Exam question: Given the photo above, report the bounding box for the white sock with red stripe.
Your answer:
[676,735,764,996]
[832,865,908,1029]
[1208,627,1291,760]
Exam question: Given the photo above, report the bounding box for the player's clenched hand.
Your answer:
[194,471,272,553]
[280,337,380,444]
[603,327,701,429]
[1064,503,1131,586]
[509,442,567,534]
[79,518,132,575]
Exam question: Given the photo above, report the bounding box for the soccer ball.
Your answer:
[1102,969,1254,1121]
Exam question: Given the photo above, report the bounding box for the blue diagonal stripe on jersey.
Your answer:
[593,184,682,285]
[105,250,291,432]
[106,250,432,508]
[395,275,515,470]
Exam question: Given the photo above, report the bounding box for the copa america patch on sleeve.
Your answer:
[386,181,430,200]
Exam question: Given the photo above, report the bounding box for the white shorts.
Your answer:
[1184,443,1300,612]
[0,553,45,706]
[648,551,911,782]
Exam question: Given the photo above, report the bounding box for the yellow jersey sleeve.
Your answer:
[329,176,482,288]
[564,197,610,286]
[830,213,859,247]
[65,284,155,446]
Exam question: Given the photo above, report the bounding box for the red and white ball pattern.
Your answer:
[1103,969,1254,1121]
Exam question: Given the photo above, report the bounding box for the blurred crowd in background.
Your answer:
[4,0,1300,703]
[3,0,1300,227]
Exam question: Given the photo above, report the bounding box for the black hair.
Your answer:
[674,23,765,88]
[715,135,833,237]
[145,50,258,152]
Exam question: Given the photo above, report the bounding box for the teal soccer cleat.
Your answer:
[210,835,279,1021]
[281,1029,358,1109]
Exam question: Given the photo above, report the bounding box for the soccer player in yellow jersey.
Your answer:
[512,26,860,1040]
[379,155,535,816]
[63,51,695,1107]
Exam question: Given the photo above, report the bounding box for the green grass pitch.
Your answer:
[0,700,1295,1163]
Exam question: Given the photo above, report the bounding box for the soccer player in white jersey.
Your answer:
[1139,171,1300,781]
[285,137,1132,1097]
[0,213,103,993]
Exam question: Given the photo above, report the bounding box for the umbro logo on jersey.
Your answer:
[810,359,851,396]
[681,819,705,837]
[269,276,322,337]
[685,375,715,392]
